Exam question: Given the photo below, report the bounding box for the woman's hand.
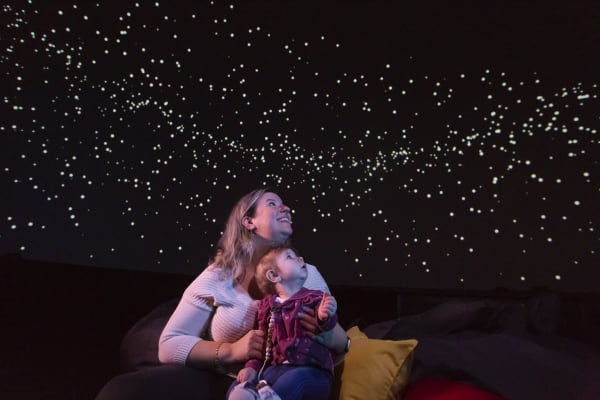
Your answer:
[228,329,265,362]
[298,306,319,337]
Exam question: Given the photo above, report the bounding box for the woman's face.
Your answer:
[246,192,292,243]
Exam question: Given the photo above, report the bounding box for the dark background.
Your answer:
[1,0,599,292]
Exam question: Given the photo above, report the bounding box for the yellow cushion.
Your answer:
[336,326,418,400]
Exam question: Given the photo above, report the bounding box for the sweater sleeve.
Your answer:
[303,264,331,294]
[317,313,338,333]
[158,267,224,365]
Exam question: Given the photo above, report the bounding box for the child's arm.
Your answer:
[317,292,337,322]
[316,293,338,332]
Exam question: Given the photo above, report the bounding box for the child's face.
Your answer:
[274,248,307,283]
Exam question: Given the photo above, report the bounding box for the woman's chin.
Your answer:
[274,231,292,243]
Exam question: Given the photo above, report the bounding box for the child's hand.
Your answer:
[237,367,257,383]
[317,292,337,321]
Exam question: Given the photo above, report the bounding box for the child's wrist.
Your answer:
[317,316,331,331]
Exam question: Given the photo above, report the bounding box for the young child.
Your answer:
[227,246,338,400]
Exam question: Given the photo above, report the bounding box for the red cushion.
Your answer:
[404,377,504,400]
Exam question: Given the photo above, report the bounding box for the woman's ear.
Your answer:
[241,216,255,231]
[266,269,280,283]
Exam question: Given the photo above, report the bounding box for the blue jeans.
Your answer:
[228,365,332,400]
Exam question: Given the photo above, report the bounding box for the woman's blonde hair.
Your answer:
[211,188,289,284]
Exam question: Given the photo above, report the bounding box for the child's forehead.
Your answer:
[277,248,297,257]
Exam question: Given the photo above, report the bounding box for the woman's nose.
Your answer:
[299,256,304,263]
[280,204,290,212]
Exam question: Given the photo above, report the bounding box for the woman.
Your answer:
[96,188,348,400]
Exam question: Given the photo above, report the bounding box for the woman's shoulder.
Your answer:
[188,264,227,285]
[305,263,319,274]
[303,263,331,294]
[200,263,228,279]
[184,265,235,305]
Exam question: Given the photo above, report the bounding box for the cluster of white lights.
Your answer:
[1,1,597,290]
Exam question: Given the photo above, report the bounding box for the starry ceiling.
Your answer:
[1,1,599,291]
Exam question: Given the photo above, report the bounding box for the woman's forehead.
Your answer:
[259,192,282,203]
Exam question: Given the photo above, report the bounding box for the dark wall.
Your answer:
[2,255,599,399]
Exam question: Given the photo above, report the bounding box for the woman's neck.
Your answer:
[243,234,291,298]
[253,234,288,255]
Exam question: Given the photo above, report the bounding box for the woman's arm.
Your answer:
[159,293,265,370]
[185,328,265,370]
[158,293,213,365]
[323,323,348,353]
[159,270,266,371]
[299,307,348,353]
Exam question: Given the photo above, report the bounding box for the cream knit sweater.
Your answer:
[158,263,330,366]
